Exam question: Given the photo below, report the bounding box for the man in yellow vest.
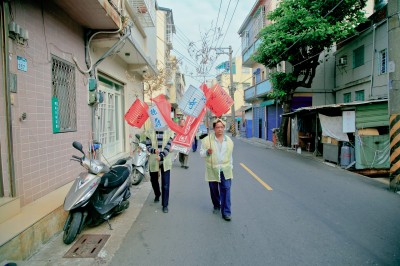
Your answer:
[200,118,234,221]
[146,128,174,213]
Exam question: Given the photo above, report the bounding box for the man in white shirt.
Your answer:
[200,118,234,221]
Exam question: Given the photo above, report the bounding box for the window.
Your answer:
[355,90,364,101]
[252,6,266,37]
[353,45,364,68]
[51,55,76,133]
[344,93,351,103]
[241,31,249,50]
[379,49,387,74]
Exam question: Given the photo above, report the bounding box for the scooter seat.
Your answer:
[100,166,129,188]
[114,158,128,165]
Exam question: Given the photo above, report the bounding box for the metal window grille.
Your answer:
[379,49,387,74]
[51,56,77,132]
[241,31,249,51]
[252,6,265,38]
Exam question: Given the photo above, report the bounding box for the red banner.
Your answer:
[152,94,185,134]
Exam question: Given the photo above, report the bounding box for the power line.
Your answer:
[217,0,231,43]
[217,0,239,48]
[156,35,199,70]
[210,0,223,46]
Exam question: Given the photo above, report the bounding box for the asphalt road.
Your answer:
[111,138,400,266]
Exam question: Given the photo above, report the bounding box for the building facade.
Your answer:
[0,0,159,260]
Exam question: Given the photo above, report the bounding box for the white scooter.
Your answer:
[130,134,149,185]
[63,141,132,244]
[117,134,149,186]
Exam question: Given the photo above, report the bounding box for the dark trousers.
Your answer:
[150,165,170,207]
[179,153,188,167]
[208,172,231,216]
[192,137,198,152]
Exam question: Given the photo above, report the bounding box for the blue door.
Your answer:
[253,106,265,139]
[267,104,283,141]
[246,120,253,138]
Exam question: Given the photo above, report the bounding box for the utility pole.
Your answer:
[388,1,400,191]
[215,45,236,136]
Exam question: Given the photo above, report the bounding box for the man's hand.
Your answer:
[207,149,213,155]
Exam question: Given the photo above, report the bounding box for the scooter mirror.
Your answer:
[135,134,141,140]
[72,141,84,154]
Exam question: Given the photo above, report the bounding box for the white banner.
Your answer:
[319,114,349,142]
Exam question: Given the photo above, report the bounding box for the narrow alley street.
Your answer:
[17,137,400,266]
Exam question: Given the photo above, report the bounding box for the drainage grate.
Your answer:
[63,234,110,258]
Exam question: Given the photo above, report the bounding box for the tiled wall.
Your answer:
[7,1,91,206]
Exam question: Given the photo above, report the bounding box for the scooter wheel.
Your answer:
[63,212,82,244]
[130,169,144,186]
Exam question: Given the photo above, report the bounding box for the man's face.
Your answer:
[214,122,225,136]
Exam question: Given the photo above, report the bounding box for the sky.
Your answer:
[157,0,255,88]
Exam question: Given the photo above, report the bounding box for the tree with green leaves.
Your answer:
[254,0,367,145]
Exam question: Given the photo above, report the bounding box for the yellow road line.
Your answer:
[240,163,273,191]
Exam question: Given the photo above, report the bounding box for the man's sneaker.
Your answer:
[213,207,220,214]
[154,196,160,202]
[162,206,169,213]
[222,215,231,221]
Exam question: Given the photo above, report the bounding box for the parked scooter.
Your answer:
[116,134,149,186]
[130,134,149,185]
[63,141,132,244]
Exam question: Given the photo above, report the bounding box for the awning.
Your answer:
[282,99,387,117]
[259,99,275,107]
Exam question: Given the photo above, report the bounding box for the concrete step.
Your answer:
[0,197,20,224]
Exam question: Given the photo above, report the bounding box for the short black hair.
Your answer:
[212,118,226,128]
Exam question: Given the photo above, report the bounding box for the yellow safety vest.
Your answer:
[201,133,234,182]
[146,129,174,172]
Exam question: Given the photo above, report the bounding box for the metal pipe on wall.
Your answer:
[369,23,376,98]
[1,0,16,197]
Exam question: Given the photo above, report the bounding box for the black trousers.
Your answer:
[150,165,170,207]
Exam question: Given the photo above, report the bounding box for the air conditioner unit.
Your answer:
[338,57,347,66]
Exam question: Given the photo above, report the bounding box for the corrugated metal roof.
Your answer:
[282,99,387,116]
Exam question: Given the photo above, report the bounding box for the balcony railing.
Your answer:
[126,0,156,27]
[244,79,272,101]
[242,39,262,67]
